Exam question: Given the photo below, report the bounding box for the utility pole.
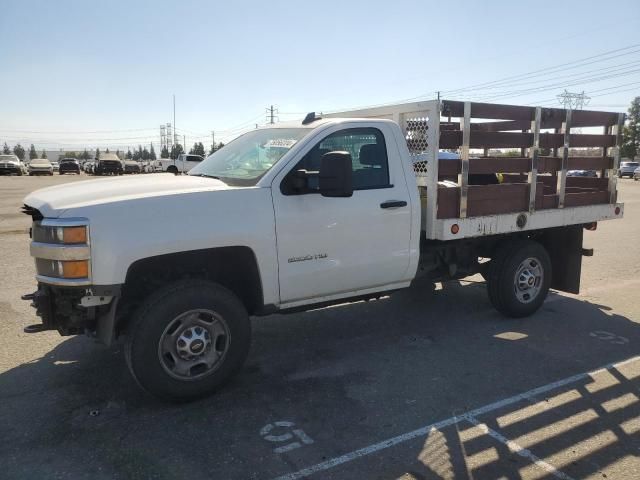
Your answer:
[173,94,177,145]
[437,91,441,101]
[183,134,186,149]
[211,131,215,152]
[266,105,278,124]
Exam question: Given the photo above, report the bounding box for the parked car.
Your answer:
[50,160,60,172]
[95,153,124,175]
[567,170,597,177]
[618,161,639,178]
[124,161,142,174]
[28,158,54,175]
[59,158,81,175]
[83,161,94,174]
[634,167,640,181]
[0,154,26,175]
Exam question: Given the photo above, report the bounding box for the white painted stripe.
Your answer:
[272,355,640,480]
[464,416,575,480]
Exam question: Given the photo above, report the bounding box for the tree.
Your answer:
[41,150,47,159]
[81,149,90,160]
[126,149,132,159]
[142,147,150,161]
[95,148,101,160]
[150,143,157,161]
[621,96,640,160]
[161,145,169,158]
[170,143,184,160]
[3,143,10,154]
[63,151,78,159]
[28,144,38,160]
[105,148,110,153]
[13,144,25,160]
[189,142,206,156]
[116,149,121,158]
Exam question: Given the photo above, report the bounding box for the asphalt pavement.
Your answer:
[0,173,639,479]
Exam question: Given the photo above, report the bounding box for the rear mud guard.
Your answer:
[539,226,584,294]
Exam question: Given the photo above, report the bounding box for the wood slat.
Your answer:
[441,100,620,127]
[440,131,616,149]
[567,156,613,170]
[564,190,609,207]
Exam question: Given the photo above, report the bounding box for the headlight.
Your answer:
[33,224,88,244]
[36,259,90,279]
[31,221,91,284]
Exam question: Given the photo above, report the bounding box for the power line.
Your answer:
[441,44,640,96]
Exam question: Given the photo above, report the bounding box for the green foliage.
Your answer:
[29,144,38,160]
[126,149,132,159]
[95,148,101,160]
[81,149,90,160]
[41,149,47,159]
[105,148,110,153]
[209,142,225,155]
[142,147,150,160]
[160,145,169,158]
[63,151,78,159]
[621,96,640,160]
[150,143,157,161]
[189,142,206,156]
[2,143,10,154]
[170,143,184,160]
[13,144,25,160]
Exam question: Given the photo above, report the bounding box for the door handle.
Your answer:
[380,200,407,209]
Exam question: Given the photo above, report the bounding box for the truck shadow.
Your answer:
[1,279,638,479]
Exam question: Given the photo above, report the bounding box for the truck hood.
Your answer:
[24,173,231,217]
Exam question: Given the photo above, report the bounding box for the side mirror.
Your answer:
[319,151,353,197]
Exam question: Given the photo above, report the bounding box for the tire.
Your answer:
[125,279,251,402]
[486,239,551,318]
[167,166,178,175]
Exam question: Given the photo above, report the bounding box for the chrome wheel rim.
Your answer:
[513,257,543,304]
[158,309,230,381]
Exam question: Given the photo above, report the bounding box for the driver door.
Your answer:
[272,125,413,304]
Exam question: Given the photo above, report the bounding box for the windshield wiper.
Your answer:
[190,173,223,181]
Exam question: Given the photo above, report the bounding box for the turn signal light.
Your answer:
[61,226,87,244]
[451,224,460,234]
[61,260,89,279]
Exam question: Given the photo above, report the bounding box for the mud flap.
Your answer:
[539,226,584,294]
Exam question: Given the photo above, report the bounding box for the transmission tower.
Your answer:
[160,125,166,151]
[557,90,591,110]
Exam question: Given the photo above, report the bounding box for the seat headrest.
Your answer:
[359,144,383,166]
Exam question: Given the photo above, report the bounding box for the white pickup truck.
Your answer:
[21,100,625,401]
[154,153,204,174]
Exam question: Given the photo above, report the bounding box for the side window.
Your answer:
[187,155,202,163]
[283,127,390,194]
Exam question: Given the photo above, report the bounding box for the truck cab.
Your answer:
[155,153,204,174]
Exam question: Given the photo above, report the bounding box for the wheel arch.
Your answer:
[119,246,265,332]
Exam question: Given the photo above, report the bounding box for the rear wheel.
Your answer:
[125,280,251,402]
[167,166,179,175]
[487,239,551,318]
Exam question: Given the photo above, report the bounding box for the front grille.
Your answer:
[22,204,43,221]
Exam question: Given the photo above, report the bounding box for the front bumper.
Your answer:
[23,283,121,344]
[0,166,22,174]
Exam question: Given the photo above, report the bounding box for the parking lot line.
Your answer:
[463,416,575,480]
[272,355,640,480]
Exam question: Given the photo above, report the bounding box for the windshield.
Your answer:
[189,128,310,186]
[0,155,18,161]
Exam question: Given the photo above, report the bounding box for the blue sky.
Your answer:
[1,0,639,150]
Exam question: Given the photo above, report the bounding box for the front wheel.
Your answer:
[125,280,251,402]
[486,240,551,318]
